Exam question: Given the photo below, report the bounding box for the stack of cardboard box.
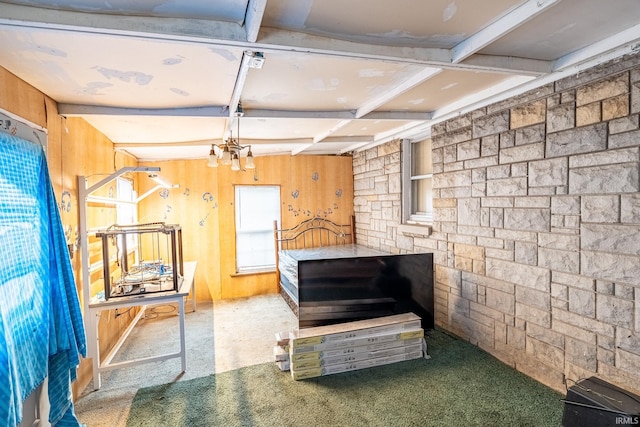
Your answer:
[281,313,425,380]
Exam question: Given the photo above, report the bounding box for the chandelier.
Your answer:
[208,108,255,171]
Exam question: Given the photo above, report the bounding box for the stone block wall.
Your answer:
[353,52,640,394]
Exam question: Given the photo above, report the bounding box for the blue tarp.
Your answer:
[0,133,86,426]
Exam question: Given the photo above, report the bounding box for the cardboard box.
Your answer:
[290,337,423,363]
[291,350,423,380]
[289,312,421,350]
[291,329,424,354]
[291,343,423,370]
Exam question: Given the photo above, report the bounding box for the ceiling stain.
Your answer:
[170,88,190,96]
[163,57,183,65]
[209,47,239,62]
[76,81,113,96]
[443,2,458,22]
[94,66,153,85]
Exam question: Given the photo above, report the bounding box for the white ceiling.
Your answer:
[0,0,639,161]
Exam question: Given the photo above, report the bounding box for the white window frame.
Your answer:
[234,185,281,273]
[402,138,433,225]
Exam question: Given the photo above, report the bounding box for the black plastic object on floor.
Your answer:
[562,376,640,427]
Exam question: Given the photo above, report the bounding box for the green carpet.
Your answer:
[127,330,564,427]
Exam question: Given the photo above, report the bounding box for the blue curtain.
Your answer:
[0,133,86,426]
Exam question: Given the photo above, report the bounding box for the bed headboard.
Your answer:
[273,215,356,251]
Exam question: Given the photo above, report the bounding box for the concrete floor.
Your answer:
[74,294,298,427]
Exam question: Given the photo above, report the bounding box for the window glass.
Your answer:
[235,185,281,272]
[403,138,433,224]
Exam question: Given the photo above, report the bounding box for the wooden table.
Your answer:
[87,261,197,389]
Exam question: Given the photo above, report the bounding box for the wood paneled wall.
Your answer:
[138,153,354,301]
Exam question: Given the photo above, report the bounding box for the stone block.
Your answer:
[511,163,528,177]
[444,145,457,163]
[500,131,515,148]
[609,129,640,149]
[546,123,607,158]
[487,164,511,180]
[473,110,510,139]
[471,168,486,183]
[433,170,472,189]
[552,271,595,290]
[457,139,480,161]
[616,349,640,379]
[510,99,546,129]
[435,265,462,287]
[563,215,580,229]
[494,228,538,243]
[596,280,615,295]
[482,197,514,208]
[431,122,447,137]
[581,195,620,223]
[461,278,478,300]
[569,147,639,168]
[433,198,457,208]
[527,322,564,348]
[507,325,525,349]
[486,177,527,196]
[516,286,550,311]
[538,247,580,274]
[499,142,545,164]
[603,94,630,121]
[561,90,576,104]
[552,307,615,337]
[538,233,579,251]
[576,73,629,106]
[596,294,634,328]
[552,319,596,345]
[547,103,575,133]
[566,337,597,371]
[444,161,464,172]
[518,303,551,328]
[633,81,640,114]
[622,194,640,224]
[515,241,537,265]
[435,128,473,148]
[455,243,485,260]
[503,208,550,232]
[486,258,550,292]
[614,283,634,300]
[617,328,640,356]
[551,283,568,300]
[551,196,580,215]
[569,163,640,194]
[485,247,514,261]
[529,158,568,187]
[582,250,640,286]
[515,196,550,208]
[581,223,640,255]
[481,135,499,156]
[609,114,639,134]
[515,123,545,145]
[489,207,504,228]
[568,288,596,317]
[597,348,616,366]
[378,140,401,156]
[464,156,499,169]
[576,103,602,126]
[446,114,473,132]
[457,198,481,226]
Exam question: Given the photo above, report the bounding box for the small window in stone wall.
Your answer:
[402,138,433,224]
